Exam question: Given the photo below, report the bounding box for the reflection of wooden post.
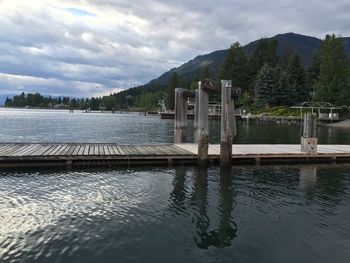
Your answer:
[174,88,187,143]
[197,81,209,165]
[194,89,199,143]
[220,80,233,166]
[301,113,318,153]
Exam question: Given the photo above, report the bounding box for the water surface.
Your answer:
[0,109,350,263]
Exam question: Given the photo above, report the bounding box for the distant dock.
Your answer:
[1,143,350,168]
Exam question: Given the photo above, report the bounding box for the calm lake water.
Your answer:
[0,108,350,263]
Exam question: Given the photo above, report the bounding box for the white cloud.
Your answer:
[0,0,349,96]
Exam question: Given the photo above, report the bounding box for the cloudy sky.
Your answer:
[0,0,349,97]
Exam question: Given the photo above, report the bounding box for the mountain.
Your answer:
[115,32,350,104]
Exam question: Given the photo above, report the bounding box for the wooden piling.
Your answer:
[194,89,199,143]
[197,81,209,165]
[174,88,187,143]
[301,113,318,153]
[220,80,233,166]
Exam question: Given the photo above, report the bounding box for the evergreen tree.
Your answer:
[274,69,290,105]
[220,42,249,90]
[167,72,179,110]
[285,51,308,103]
[307,51,321,98]
[255,63,276,107]
[315,34,350,105]
[247,38,279,96]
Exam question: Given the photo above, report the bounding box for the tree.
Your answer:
[255,63,276,107]
[4,97,13,107]
[285,51,308,103]
[247,38,279,96]
[167,72,179,110]
[274,69,290,105]
[307,51,321,99]
[220,42,249,90]
[315,34,350,105]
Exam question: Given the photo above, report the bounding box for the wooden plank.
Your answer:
[0,144,24,156]
[83,145,89,155]
[78,145,85,156]
[66,145,77,156]
[103,145,110,155]
[93,145,99,155]
[120,145,132,155]
[34,145,53,156]
[53,145,67,156]
[40,145,57,156]
[60,145,72,156]
[134,145,149,155]
[0,144,19,153]
[107,145,116,155]
[112,145,122,155]
[129,145,143,155]
[15,144,43,156]
[89,145,95,155]
[9,144,35,156]
[98,145,105,155]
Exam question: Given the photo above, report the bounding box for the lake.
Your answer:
[0,108,349,263]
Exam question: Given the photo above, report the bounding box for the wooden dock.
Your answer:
[1,143,350,168]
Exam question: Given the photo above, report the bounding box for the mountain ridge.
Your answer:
[122,33,350,95]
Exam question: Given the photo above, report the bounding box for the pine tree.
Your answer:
[274,69,290,105]
[255,63,276,107]
[315,34,350,105]
[285,51,308,103]
[307,52,321,99]
[220,42,249,90]
[247,38,279,97]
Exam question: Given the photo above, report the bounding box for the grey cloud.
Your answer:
[0,0,350,97]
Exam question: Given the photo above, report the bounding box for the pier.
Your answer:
[2,143,350,168]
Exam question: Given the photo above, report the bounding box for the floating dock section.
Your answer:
[1,143,350,168]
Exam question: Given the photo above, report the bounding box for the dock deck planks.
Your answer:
[2,142,350,168]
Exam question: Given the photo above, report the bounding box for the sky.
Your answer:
[0,0,349,97]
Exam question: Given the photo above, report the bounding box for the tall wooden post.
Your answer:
[174,88,187,143]
[197,81,209,165]
[194,89,199,143]
[220,80,233,166]
[301,113,318,153]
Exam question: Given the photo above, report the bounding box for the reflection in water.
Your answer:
[299,166,318,199]
[171,166,237,249]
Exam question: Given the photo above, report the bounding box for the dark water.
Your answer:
[1,108,350,263]
[1,166,350,263]
[1,108,350,144]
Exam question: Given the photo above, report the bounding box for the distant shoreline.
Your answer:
[325,119,350,128]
